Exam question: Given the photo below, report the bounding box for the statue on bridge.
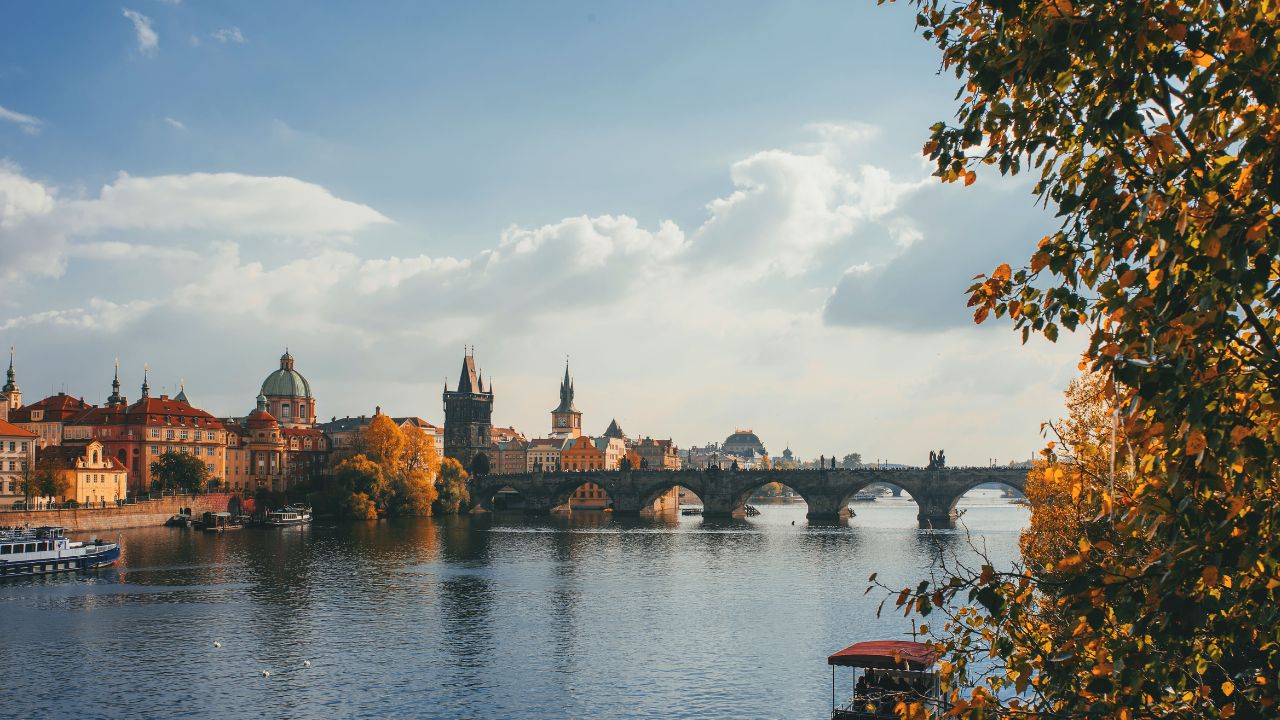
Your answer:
[927,449,947,470]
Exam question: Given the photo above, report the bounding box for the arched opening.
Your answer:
[556,481,614,513]
[949,480,1029,521]
[470,453,491,476]
[838,482,923,528]
[485,485,526,512]
[738,481,810,522]
[638,482,698,516]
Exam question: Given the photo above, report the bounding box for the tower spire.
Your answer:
[141,364,150,399]
[2,346,16,392]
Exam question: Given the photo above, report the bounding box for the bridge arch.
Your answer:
[637,478,703,514]
[943,475,1028,516]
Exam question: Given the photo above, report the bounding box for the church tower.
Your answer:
[443,348,494,475]
[550,361,582,439]
[0,346,20,419]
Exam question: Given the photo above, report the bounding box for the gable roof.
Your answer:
[0,418,38,438]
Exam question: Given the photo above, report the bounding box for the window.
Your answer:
[165,429,174,440]
[20,442,27,452]
[179,430,188,440]
[7,461,13,471]
[6,441,12,452]
[206,463,214,473]
[151,428,160,439]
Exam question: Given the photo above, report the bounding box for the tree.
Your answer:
[34,467,69,504]
[434,458,471,514]
[402,425,441,478]
[362,413,406,473]
[388,468,438,517]
[150,452,209,494]
[841,453,862,468]
[16,461,38,504]
[333,454,388,515]
[883,2,1280,718]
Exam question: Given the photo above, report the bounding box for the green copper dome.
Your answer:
[261,350,313,399]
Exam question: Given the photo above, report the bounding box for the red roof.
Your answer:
[0,418,38,438]
[10,393,93,422]
[827,641,939,669]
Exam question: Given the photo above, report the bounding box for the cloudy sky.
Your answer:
[0,1,1081,465]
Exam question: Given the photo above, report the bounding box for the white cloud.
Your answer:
[0,104,43,136]
[1,123,1068,463]
[122,9,158,57]
[211,26,247,44]
[0,162,63,282]
[65,171,392,238]
[163,116,186,130]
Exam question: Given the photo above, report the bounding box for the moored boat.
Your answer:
[0,526,120,577]
[827,640,943,718]
[195,511,242,532]
[263,507,311,527]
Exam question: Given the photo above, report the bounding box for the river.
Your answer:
[0,491,1026,719]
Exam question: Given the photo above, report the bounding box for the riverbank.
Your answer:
[0,493,233,532]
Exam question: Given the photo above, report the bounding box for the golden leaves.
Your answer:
[1202,565,1220,587]
[1186,429,1208,455]
[1226,29,1256,54]
[993,263,1012,281]
[964,169,977,186]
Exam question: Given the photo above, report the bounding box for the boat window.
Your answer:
[25,543,36,553]
[0,545,9,555]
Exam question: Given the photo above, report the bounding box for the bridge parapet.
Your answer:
[469,466,1029,529]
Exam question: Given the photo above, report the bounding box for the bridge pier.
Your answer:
[915,494,958,529]
[803,492,852,523]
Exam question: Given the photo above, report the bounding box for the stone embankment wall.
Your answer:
[0,494,234,533]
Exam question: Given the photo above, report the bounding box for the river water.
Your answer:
[0,492,1026,720]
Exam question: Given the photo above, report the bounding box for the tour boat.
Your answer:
[850,491,879,503]
[196,511,242,532]
[827,640,943,718]
[0,526,120,577]
[263,506,312,527]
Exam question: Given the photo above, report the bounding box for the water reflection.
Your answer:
[0,496,1027,720]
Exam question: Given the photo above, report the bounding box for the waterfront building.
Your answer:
[9,392,92,449]
[562,435,604,471]
[491,426,528,475]
[0,418,36,502]
[442,349,494,474]
[634,437,681,470]
[65,370,227,495]
[527,437,567,472]
[38,440,128,506]
[595,436,627,470]
[722,429,768,458]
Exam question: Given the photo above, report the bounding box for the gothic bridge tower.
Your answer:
[443,348,494,475]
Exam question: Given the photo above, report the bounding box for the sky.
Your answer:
[0,1,1083,465]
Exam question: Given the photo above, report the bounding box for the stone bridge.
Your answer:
[470,467,1028,529]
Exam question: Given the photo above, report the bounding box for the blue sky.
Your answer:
[0,2,1080,464]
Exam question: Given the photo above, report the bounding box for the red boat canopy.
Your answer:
[827,641,939,670]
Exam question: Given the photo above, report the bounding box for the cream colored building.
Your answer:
[41,441,128,506]
[0,418,36,502]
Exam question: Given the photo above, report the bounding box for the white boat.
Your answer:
[264,506,312,527]
[0,526,120,577]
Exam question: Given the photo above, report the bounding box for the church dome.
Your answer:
[261,350,312,399]
[723,429,766,456]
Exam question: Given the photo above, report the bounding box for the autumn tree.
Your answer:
[402,424,441,478]
[881,1,1280,718]
[434,458,471,514]
[333,454,387,518]
[363,413,406,473]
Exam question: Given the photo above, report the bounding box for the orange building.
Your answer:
[9,393,93,449]
[561,435,605,471]
[0,418,36,502]
[65,369,227,495]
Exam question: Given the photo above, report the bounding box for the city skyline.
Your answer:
[1,2,1081,465]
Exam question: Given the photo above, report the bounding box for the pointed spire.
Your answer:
[107,358,124,406]
[2,346,17,393]
[175,379,189,404]
[140,364,150,399]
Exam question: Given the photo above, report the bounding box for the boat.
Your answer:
[850,491,879,503]
[263,507,311,527]
[0,526,120,577]
[680,506,703,516]
[827,640,943,718]
[196,511,242,532]
[164,513,192,527]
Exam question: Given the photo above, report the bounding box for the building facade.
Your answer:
[442,350,494,475]
[550,363,582,439]
[259,350,317,428]
[40,440,128,506]
[0,419,36,502]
